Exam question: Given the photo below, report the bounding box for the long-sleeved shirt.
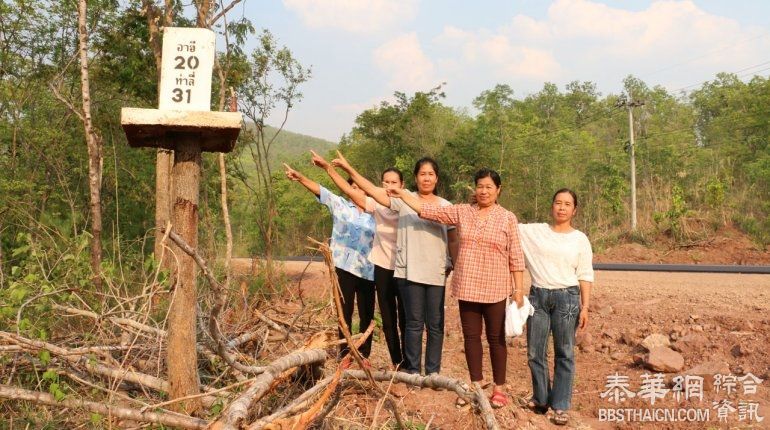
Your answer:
[420,203,525,303]
[317,186,376,280]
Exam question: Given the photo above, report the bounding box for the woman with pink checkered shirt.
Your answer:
[388,167,525,409]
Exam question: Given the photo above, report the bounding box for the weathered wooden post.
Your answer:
[120,27,241,412]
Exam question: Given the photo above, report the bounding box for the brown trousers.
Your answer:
[458,299,507,385]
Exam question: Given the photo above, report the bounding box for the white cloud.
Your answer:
[435,27,562,82]
[519,0,770,85]
[373,33,439,93]
[283,0,418,34]
[432,0,770,96]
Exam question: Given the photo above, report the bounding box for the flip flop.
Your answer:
[490,391,508,409]
[553,410,569,426]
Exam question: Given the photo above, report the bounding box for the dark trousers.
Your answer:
[397,278,445,374]
[336,267,376,358]
[458,299,507,385]
[375,265,405,367]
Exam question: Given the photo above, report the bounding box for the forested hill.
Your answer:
[254,124,337,165]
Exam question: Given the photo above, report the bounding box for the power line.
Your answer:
[666,59,770,94]
[643,33,769,79]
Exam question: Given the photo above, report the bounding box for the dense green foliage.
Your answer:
[335,77,770,249]
[1,2,769,291]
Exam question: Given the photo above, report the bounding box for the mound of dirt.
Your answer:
[596,225,770,264]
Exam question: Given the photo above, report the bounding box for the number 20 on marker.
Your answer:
[171,55,199,104]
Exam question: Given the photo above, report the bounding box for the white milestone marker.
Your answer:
[158,27,216,111]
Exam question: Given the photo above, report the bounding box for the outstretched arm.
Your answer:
[310,150,368,209]
[386,187,422,214]
[331,150,391,207]
[284,163,320,197]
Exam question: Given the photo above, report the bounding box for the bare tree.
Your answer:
[140,0,175,267]
[76,0,104,288]
[238,30,310,286]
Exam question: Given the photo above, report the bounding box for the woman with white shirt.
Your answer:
[518,188,594,426]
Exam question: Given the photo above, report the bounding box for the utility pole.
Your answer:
[625,99,644,231]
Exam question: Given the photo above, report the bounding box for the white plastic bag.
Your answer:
[505,296,534,337]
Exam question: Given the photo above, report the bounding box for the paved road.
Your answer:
[265,256,770,274]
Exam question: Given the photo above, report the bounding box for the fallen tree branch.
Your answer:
[472,381,500,430]
[0,384,209,429]
[51,303,166,337]
[0,331,169,393]
[253,309,289,336]
[310,238,406,428]
[342,370,473,399]
[141,375,254,413]
[254,322,376,430]
[245,376,334,430]
[227,329,263,349]
[209,348,329,430]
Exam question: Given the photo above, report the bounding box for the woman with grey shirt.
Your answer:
[333,152,458,375]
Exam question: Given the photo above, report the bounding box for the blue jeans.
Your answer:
[397,278,445,374]
[527,285,580,411]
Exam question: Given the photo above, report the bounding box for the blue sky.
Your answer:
[229,0,770,141]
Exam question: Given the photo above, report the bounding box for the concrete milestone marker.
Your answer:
[159,27,215,111]
[121,27,241,152]
[119,27,241,410]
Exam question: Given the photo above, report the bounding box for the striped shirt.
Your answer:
[420,203,525,303]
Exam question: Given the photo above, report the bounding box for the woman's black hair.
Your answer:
[474,168,501,187]
[381,167,404,183]
[552,188,578,207]
[413,157,439,177]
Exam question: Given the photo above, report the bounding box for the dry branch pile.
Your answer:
[0,235,500,429]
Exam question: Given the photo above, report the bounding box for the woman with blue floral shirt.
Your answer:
[284,159,377,367]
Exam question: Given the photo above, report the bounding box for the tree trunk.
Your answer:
[154,148,173,265]
[219,152,232,289]
[77,0,103,289]
[141,0,175,268]
[167,138,202,413]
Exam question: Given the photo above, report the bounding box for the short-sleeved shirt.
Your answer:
[390,191,452,286]
[365,197,399,271]
[317,186,376,281]
[421,203,525,303]
[518,223,594,289]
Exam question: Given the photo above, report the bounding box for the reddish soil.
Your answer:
[595,225,770,265]
[232,231,770,429]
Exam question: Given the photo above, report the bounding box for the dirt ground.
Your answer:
[231,235,770,429]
